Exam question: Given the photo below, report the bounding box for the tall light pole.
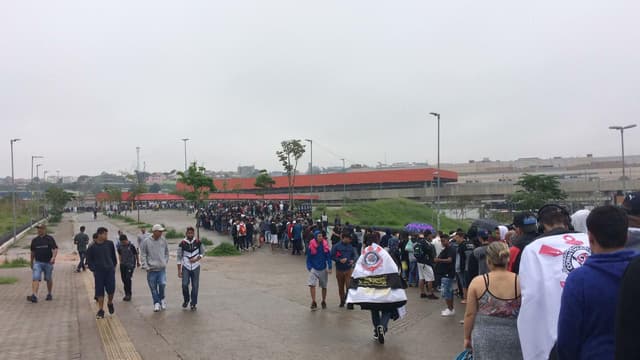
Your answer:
[136,146,141,173]
[56,170,60,183]
[430,112,441,230]
[304,139,313,211]
[609,124,637,192]
[181,138,189,172]
[341,158,346,207]
[42,170,48,217]
[30,155,43,223]
[36,164,42,220]
[10,138,21,243]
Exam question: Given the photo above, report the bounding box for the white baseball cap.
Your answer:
[151,224,165,232]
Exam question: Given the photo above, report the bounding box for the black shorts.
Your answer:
[93,269,116,297]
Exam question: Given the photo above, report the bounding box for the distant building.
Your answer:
[237,165,256,178]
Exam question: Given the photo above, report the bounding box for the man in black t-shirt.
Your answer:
[433,234,456,316]
[28,224,58,303]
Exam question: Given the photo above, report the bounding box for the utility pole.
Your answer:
[305,139,313,212]
[181,138,189,172]
[430,112,441,231]
[30,155,43,224]
[341,158,346,207]
[10,138,21,243]
[609,124,637,192]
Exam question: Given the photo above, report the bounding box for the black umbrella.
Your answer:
[470,218,500,232]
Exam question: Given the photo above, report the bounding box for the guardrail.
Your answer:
[0,218,47,254]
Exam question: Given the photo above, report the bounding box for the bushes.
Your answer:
[206,243,240,256]
[165,228,185,239]
[0,258,29,269]
[201,237,213,246]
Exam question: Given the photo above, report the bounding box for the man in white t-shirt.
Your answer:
[518,204,591,360]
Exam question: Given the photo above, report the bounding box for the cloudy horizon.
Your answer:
[2,0,639,179]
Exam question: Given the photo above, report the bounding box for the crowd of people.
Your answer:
[23,193,640,358]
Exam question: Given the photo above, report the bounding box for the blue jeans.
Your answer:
[441,276,454,300]
[32,261,54,282]
[182,267,200,306]
[408,260,418,285]
[77,251,86,270]
[370,310,393,332]
[147,269,166,305]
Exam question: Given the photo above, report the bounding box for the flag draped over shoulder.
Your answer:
[347,243,407,311]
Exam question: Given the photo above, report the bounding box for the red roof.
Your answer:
[95,192,316,202]
[180,168,457,192]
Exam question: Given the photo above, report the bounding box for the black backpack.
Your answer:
[413,240,432,264]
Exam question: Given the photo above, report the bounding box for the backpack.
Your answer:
[413,240,432,264]
[238,223,247,236]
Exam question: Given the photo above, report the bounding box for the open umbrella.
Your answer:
[404,223,435,234]
[470,219,500,232]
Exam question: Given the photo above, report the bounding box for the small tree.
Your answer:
[45,186,74,215]
[254,170,276,199]
[104,186,122,209]
[509,174,567,210]
[177,162,216,209]
[276,140,305,210]
[126,171,148,222]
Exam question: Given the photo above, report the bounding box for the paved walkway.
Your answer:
[0,210,464,360]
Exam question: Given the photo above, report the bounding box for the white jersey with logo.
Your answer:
[517,232,591,360]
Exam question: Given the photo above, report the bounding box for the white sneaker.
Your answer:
[153,303,161,312]
[161,299,167,310]
[441,308,456,317]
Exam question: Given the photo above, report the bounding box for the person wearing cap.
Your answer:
[27,223,58,303]
[468,229,491,280]
[508,212,539,274]
[140,224,170,312]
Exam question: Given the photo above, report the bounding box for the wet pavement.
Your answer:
[2,210,464,360]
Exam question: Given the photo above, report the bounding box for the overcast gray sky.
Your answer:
[2,0,639,179]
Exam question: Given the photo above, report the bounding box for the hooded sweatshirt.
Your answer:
[141,235,169,272]
[558,249,637,360]
[624,215,640,252]
[306,238,332,271]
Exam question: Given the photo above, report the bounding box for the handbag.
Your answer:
[454,349,473,360]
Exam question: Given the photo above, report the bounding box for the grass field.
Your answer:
[0,276,18,285]
[0,199,31,235]
[0,258,29,269]
[316,198,469,232]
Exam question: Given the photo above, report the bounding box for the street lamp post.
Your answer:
[304,139,313,212]
[36,164,42,219]
[341,158,346,207]
[30,155,43,224]
[42,170,47,217]
[181,138,189,172]
[609,124,637,192]
[10,138,21,243]
[430,112,441,231]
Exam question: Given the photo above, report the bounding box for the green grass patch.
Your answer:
[165,228,185,239]
[0,276,18,285]
[206,243,240,256]
[318,198,469,232]
[0,258,30,269]
[201,237,213,246]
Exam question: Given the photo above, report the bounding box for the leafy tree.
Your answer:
[276,140,305,210]
[149,183,162,193]
[45,186,74,213]
[509,174,567,210]
[126,171,148,222]
[254,170,276,199]
[104,186,122,205]
[177,162,216,208]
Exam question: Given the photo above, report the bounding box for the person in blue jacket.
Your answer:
[331,230,357,309]
[558,205,638,360]
[306,230,332,310]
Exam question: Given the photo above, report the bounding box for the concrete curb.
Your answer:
[0,218,47,255]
